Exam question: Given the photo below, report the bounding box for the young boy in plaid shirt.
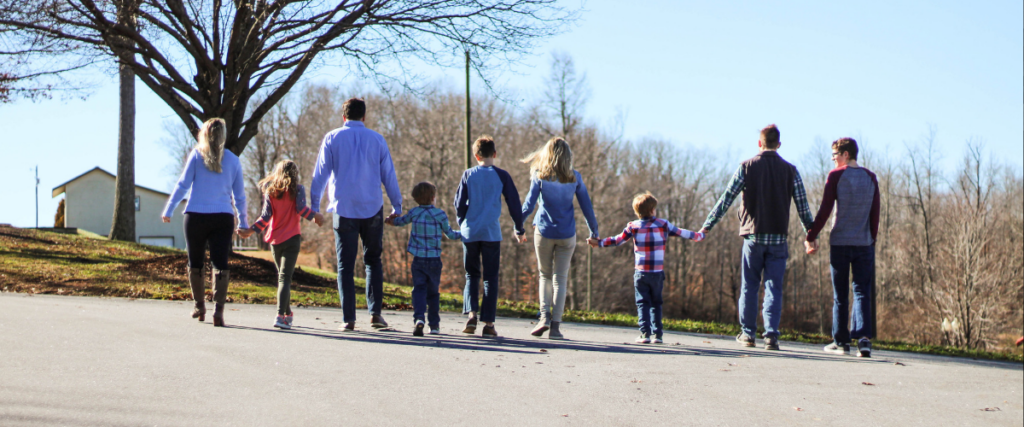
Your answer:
[588,192,704,343]
[387,182,462,336]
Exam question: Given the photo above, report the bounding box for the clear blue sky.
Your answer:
[1,1,1021,228]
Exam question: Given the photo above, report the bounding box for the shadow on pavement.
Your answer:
[224,324,888,364]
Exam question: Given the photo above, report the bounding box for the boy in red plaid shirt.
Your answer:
[588,192,704,343]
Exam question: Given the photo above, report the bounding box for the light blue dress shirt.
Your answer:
[309,121,403,219]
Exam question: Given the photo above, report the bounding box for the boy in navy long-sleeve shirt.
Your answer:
[454,135,526,338]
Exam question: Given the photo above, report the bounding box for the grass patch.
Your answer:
[2,226,1020,363]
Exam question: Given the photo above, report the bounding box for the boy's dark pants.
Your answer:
[412,256,443,328]
[829,245,876,344]
[333,209,385,323]
[462,241,501,323]
[271,234,302,316]
[634,271,665,337]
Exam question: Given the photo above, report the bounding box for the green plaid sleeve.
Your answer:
[702,165,745,231]
[792,170,814,232]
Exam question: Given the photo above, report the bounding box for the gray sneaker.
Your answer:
[856,338,872,358]
[736,333,755,347]
[764,336,780,351]
[370,315,388,329]
[548,321,564,340]
[823,342,849,355]
[273,315,290,330]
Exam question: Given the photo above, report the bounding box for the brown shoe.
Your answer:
[188,267,206,322]
[212,304,225,327]
[462,317,478,334]
[340,322,355,332]
[482,325,498,338]
[370,314,388,329]
[211,270,229,327]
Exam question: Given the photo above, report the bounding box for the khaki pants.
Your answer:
[534,229,576,323]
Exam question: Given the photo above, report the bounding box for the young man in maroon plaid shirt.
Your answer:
[588,192,704,343]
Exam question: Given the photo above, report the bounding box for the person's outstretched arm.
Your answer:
[497,168,525,236]
[599,223,634,247]
[309,133,334,214]
[294,185,317,221]
[792,169,815,233]
[663,219,697,240]
[250,189,274,233]
[162,150,197,219]
[574,171,599,239]
[521,175,542,219]
[806,169,842,242]
[391,211,413,227]
[868,170,881,243]
[434,209,462,240]
[379,140,403,216]
[454,171,470,226]
[230,158,249,229]
[701,165,745,233]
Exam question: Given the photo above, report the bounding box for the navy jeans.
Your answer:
[739,240,788,339]
[412,256,443,328]
[634,271,665,337]
[830,245,876,344]
[462,241,501,323]
[333,209,384,323]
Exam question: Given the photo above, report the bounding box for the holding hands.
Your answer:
[515,233,528,244]
[237,228,254,239]
[313,212,326,227]
[586,237,600,248]
[691,231,705,242]
[804,240,819,255]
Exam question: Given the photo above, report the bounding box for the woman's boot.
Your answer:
[531,314,550,337]
[188,268,206,321]
[548,321,564,340]
[212,269,230,327]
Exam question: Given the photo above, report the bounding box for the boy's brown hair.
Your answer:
[473,135,496,158]
[760,124,781,149]
[411,181,436,205]
[343,97,366,121]
[632,192,658,219]
[832,137,859,160]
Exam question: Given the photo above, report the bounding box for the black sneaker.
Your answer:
[413,320,425,337]
[856,338,872,358]
[371,314,388,329]
[463,318,478,334]
[482,325,498,338]
[340,322,355,332]
[823,342,849,355]
[736,333,755,347]
[764,336,780,351]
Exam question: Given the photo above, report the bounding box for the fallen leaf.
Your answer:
[702,340,712,344]
[539,349,548,353]
[718,369,731,372]
[728,362,738,366]
[561,414,569,417]
[893,362,905,366]
[981,407,1001,412]
[862,382,874,386]
[793,407,803,411]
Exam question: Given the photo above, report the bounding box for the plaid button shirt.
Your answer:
[392,205,461,258]
[599,217,696,272]
[702,164,815,245]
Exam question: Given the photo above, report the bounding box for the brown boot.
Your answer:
[188,267,206,322]
[212,269,230,327]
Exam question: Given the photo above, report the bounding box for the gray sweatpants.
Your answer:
[533,229,576,323]
[271,234,302,315]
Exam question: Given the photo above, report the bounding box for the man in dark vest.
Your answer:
[698,124,815,351]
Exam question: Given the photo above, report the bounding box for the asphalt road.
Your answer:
[1,293,1020,426]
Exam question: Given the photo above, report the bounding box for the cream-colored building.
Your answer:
[52,167,186,249]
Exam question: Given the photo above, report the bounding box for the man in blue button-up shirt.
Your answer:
[310,98,403,331]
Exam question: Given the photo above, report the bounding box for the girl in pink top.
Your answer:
[250,160,324,329]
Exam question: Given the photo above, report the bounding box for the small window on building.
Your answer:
[134,196,141,212]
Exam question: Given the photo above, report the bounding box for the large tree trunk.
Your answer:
[108,1,136,242]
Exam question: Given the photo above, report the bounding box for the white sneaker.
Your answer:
[273,315,290,330]
[429,328,440,335]
[653,335,664,344]
[856,338,872,358]
[636,334,651,344]
[823,342,849,355]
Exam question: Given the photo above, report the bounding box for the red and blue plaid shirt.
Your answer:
[599,217,697,272]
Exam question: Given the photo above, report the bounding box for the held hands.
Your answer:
[804,240,819,255]
[691,231,705,242]
[515,233,528,244]
[313,213,325,227]
[385,212,400,226]
[237,228,254,239]
[161,216,171,223]
[586,237,600,248]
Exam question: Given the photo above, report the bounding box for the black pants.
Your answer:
[184,212,234,271]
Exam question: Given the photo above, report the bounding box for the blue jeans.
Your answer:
[830,245,876,344]
[739,240,788,339]
[412,257,442,328]
[463,241,501,323]
[333,209,384,323]
[634,271,665,337]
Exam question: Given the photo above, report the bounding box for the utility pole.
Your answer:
[34,165,39,228]
[465,49,472,170]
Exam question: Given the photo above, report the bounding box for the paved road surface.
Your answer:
[1,294,1020,426]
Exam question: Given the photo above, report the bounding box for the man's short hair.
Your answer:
[632,192,657,219]
[411,182,436,206]
[343,98,366,121]
[760,124,781,149]
[832,137,859,161]
[473,135,496,158]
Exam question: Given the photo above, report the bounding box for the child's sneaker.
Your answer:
[429,327,440,335]
[823,342,849,355]
[482,325,498,338]
[413,320,425,337]
[273,315,290,330]
[764,336,780,351]
[285,314,293,328]
[856,338,872,358]
[635,334,651,344]
[736,333,755,347]
[653,335,663,344]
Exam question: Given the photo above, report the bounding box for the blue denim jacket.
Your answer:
[522,170,599,240]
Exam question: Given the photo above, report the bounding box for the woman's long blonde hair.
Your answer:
[520,136,575,183]
[196,118,227,173]
[258,160,300,200]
